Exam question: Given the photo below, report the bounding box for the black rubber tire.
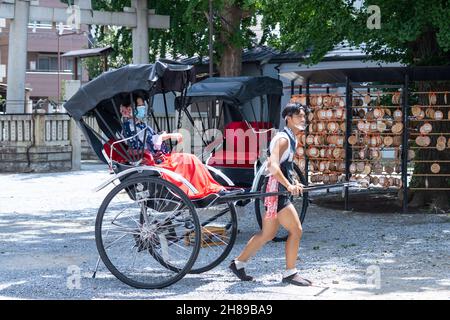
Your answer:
[149,201,238,274]
[95,176,201,289]
[189,201,238,274]
[254,162,309,242]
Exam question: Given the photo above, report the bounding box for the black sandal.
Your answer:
[282,272,312,286]
[229,261,254,281]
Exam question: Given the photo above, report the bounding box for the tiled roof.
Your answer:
[180,43,368,65]
[61,46,113,58]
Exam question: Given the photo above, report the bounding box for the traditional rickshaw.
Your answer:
[176,76,309,241]
[64,61,350,289]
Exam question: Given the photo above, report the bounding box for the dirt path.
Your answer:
[0,163,449,299]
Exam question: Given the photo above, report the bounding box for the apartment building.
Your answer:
[0,0,90,112]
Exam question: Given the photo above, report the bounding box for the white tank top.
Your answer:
[266,129,297,176]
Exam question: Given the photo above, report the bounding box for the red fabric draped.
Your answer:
[155,153,224,199]
[103,140,224,199]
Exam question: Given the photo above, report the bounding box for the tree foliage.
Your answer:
[261,0,450,65]
[80,0,262,77]
[261,0,450,208]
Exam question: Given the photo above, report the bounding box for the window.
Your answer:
[63,58,74,72]
[34,55,76,73]
[37,56,59,71]
[38,57,50,71]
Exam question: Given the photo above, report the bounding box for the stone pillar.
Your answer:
[70,118,81,170]
[6,0,30,114]
[34,114,46,146]
[131,0,149,64]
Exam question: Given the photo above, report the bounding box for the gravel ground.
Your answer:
[0,162,449,300]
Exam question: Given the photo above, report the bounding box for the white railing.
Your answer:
[0,114,33,146]
[0,113,81,171]
[44,114,71,146]
[0,114,72,147]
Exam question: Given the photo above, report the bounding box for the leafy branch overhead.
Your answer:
[73,0,450,77]
[82,0,261,77]
[261,0,450,65]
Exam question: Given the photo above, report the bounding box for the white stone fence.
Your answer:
[0,112,211,172]
[0,114,80,172]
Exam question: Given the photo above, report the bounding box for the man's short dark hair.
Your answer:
[282,103,307,123]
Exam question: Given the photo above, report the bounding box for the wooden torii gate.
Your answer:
[0,0,170,113]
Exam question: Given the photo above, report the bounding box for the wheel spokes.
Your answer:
[97,178,200,288]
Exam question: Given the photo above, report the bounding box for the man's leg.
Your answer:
[236,216,280,262]
[229,215,279,281]
[277,204,311,286]
[277,204,302,269]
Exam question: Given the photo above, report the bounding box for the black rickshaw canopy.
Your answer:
[64,61,196,164]
[64,61,195,121]
[184,76,283,105]
[178,76,284,131]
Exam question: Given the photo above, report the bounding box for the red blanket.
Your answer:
[155,153,224,199]
[104,140,224,199]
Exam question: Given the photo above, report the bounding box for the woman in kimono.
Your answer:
[120,97,225,199]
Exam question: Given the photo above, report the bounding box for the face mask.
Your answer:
[135,105,146,119]
[285,115,305,131]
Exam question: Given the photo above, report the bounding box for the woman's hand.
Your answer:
[171,133,183,143]
[160,132,182,143]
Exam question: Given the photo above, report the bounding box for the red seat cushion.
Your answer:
[208,150,259,168]
[211,121,273,167]
[103,139,155,165]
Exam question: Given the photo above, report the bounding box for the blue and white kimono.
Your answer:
[122,119,169,156]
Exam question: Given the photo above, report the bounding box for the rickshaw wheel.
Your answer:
[148,201,238,274]
[95,176,201,289]
[189,201,237,274]
[254,162,309,242]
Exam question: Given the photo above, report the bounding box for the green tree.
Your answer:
[148,0,261,76]
[262,0,450,65]
[262,0,450,210]
[81,0,261,77]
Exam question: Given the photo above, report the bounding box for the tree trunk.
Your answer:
[408,30,450,211]
[218,3,243,77]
